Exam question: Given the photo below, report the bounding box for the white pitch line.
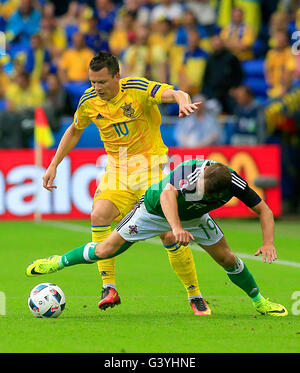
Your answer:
[37,220,91,234]
[36,220,300,269]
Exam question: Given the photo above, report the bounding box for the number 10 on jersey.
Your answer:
[113,122,129,137]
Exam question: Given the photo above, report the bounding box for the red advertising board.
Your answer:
[0,145,281,220]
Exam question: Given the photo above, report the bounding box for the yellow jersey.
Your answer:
[73,77,172,172]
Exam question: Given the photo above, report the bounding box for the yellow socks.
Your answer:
[92,225,201,298]
[91,225,116,287]
[164,243,201,298]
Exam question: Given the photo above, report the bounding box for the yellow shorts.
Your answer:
[94,165,166,223]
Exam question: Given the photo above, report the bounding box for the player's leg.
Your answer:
[160,231,211,315]
[26,230,132,276]
[91,196,121,310]
[92,168,140,310]
[134,166,210,315]
[199,232,287,316]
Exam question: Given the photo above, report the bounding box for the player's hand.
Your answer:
[178,101,202,118]
[254,244,277,264]
[43,165,57,191]
[172,227,195,246]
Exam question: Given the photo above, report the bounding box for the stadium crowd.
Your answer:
[0,0,299,213]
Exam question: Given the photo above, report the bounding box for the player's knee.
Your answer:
[91,209,108,226]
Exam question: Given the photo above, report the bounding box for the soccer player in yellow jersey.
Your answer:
[43,52,205,315]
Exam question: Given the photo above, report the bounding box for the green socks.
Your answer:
[59,243,98,268]
[58,241,133,268]
[225,257,263,301]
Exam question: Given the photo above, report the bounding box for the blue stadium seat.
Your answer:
[242,59,265,77]
[64,24,79,47]
[242,59,268,98]
[63,81,91,108]
[0,99,6,111]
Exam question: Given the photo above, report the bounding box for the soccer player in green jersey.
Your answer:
[26,159,288,316]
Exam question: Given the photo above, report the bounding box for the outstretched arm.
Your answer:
[161,89,202,118]
[251,200,277,264]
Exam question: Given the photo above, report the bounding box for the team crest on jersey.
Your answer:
[179,179,189,191]
[129,225,138,234]
[121,102,135,118]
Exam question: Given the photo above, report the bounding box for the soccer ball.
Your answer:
[28,283,65,318]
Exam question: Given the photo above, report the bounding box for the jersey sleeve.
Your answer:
[121,77,173,105]
[146,79,174,105]
[230,171,262,208]
[72,99,92,130]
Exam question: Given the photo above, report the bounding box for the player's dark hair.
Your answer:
[204,163,232,195]
[89,51,120,76]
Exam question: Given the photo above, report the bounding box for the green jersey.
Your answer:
[144,159,261,221]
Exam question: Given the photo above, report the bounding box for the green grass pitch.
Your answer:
[0,218,300,353]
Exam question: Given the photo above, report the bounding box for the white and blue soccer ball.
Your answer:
[28,283,65,318]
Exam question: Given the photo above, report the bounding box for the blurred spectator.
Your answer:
[175,9,212,53]
[5,70,45,111]
[58,1,80,47]
[0,63,10,99]
[0,0,20,32]
[174,96,222,147]
[59,1,79,28]
[149,17,175,55]
[43,2,55,20]
[237,0,262,36]
[220,7,255,61]
[268,10,289,48]
[217,0,261,37]
[0,0,20,20]
[109,10,137,57]
[24,33,51,82]
[264,30,296,98]
[150,0,183,25]
[0,70,45,147]
[185,0,216,27]
[10,53,26,78]
[178,29,208,96]
[229,85,264,144]
[94,0,118,38]
[202,33,243,114]
[253,7,288,58]
[40,6,67,67]
[135,0,155,26]
[121,24,168,82]
[42,73,73,131]
[78,3,95,33]
[84,15,109,53]
[118,0,139,17]
[5,0,41,51]
[58,31,94,83]
[175,9,208,46]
